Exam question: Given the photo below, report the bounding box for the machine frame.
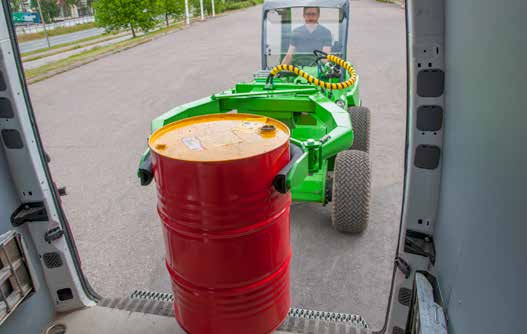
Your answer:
[138,0,371,232]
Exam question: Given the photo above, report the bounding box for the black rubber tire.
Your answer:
[348,106,371,152]
[331,150,371,233]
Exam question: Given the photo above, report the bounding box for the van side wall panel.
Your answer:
[435,1,526,333]
[0,145,55,334]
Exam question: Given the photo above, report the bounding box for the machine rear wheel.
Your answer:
[331,150,371,233]
[348,106,371,152]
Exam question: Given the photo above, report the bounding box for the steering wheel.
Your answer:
[312,50,343,79]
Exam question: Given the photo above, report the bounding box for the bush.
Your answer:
[222,0,263,11]
[196,0,263,14]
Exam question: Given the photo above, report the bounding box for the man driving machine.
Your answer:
[281,7,333,66]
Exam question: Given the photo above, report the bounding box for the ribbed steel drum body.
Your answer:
[149,114,292,334]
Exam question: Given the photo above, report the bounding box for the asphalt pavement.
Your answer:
[18,27,105,53]
[29,1,405,330]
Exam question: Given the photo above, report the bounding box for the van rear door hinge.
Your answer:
[395,256,411,278]
[11,202,48,227]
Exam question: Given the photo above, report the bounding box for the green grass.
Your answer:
[141,22,184,39]
[22,34,126,62]
[21,32,121,58]
[25,23,184,83]
[17,22,97,43]
[26,39,145,81]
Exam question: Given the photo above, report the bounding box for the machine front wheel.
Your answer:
[331,150,371,233]
[348,106,371,152]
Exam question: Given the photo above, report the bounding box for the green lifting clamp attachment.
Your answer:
[304,139,323,173]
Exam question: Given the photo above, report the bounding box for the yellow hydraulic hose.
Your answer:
[267,54,358,90]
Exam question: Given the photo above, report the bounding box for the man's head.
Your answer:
[303,7,320,24]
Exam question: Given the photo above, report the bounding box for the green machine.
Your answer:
[139,0,371,233]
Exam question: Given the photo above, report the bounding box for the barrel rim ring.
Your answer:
[149,113,291,163]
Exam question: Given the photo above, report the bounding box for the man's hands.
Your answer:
[281,45,296,65]
[281,45,332,66]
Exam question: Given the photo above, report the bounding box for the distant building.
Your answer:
[12,0,93,20]
[57,0,93,18]
[76,0,94,17]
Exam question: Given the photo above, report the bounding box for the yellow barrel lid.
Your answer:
[149,114,290,162]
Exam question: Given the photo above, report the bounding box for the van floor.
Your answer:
[45,298,372,334]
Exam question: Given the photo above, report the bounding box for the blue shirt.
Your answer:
[290,24,333,54]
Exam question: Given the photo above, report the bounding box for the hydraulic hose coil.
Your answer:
[267,54,358,91]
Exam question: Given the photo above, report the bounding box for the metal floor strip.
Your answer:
[98,290,372,333]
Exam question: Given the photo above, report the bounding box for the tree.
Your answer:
[30,0,60,23]
[156,0,184,27]
[94,0,158,38]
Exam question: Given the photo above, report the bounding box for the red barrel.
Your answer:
[149,114,292,334]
